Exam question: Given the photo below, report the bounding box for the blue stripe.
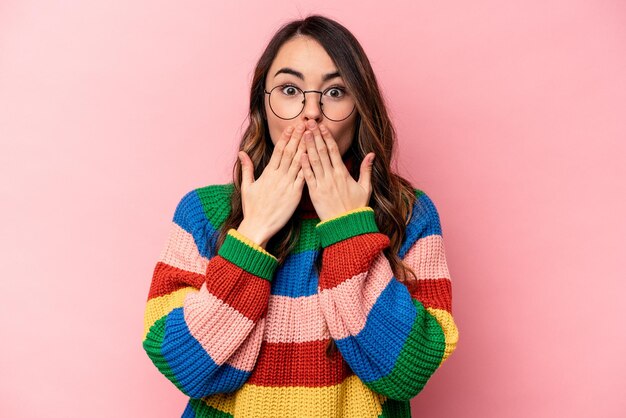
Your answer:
[334,278,417,382]
[398,192,442,259]
[173,189,219,260]
[270,249,320,297]
[181,401,196,418]
[162,308,251,398]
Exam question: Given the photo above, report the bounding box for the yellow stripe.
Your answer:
[143,287,198,340]
[425,307,459,365]
[200,374,387,418]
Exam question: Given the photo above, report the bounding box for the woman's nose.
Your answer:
[301,92,324,122]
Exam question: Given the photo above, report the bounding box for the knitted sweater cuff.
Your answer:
[315,207,379,248]
[217,228,278,282]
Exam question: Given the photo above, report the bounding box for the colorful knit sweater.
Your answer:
[142,168,459,417]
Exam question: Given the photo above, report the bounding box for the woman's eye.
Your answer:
[281,85,300,96]
[325,87,346,99]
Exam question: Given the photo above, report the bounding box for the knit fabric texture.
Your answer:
[142,163,459,417]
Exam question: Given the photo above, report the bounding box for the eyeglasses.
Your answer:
[264,84,356,122]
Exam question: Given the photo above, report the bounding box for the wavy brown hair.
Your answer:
[215,15,421,358]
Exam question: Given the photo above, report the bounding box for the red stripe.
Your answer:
[247,339,354,387]
[410,278,453,313]
[147,257,271,322]
[203,256,271,322]
[147,261,205,300]
[318,232,390,291]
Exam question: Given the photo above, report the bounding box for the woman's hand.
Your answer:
[301,121,375,222]
[237,123,307,247]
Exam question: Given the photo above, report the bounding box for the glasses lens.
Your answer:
[269,86,355,121]
[320,88,355,121]
[268,85,304,120]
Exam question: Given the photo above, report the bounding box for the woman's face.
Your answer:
[264,35,358,157]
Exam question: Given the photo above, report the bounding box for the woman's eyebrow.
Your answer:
[273,67,341,82]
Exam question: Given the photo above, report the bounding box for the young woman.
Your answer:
[143,14,459,418]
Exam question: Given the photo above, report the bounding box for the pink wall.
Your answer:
[1,1,624,417]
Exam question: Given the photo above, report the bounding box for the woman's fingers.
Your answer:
[287,124,307,178]
[238,151,255,187]
[295,166,305,187]
[267,126,295,170]
[308,123,333,174]
[318,123,344,172]
[288,143,306,180]
[358,152,375,191]
[301,149,316,188]
[303,130,321,178]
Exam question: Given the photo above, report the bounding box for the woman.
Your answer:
[143,14,459,418]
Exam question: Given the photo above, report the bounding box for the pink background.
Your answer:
[1,1,624,417]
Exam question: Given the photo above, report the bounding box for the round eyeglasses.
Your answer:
[264,84,356,122]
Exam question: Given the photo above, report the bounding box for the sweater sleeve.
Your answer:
[315,190,459,401]
[142,188,278,399]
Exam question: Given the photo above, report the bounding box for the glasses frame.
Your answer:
[263,84,357,122]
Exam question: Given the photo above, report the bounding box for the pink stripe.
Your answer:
[159,222,208,275]
[226,316,266,372]
[263,294,330,343]
[318,234,449,339]
[402,234,450,280]
[183,282,255,365]
[318,252,393,339]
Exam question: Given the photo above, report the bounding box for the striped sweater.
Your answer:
[142,176,459,417]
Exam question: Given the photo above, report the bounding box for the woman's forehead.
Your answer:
[270,37,339,81]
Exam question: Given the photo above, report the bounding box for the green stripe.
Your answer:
[142,315,186,394]
[196,183,235,230]
[217,232,278,282]
[368,298,446,400]
[379,398,412,417]
[289,217,323,253]
[315,208,379,247]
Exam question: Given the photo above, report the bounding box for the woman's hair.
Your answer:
[214,14,420,357]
